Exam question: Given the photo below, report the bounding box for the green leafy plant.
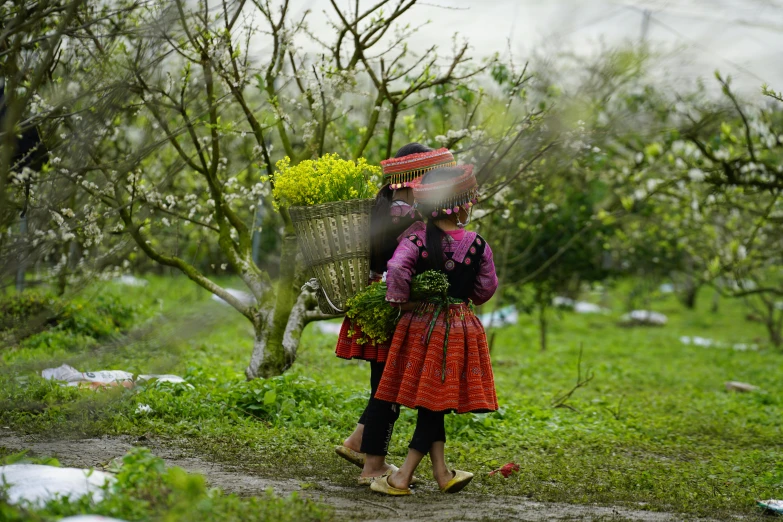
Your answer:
[228,373,352,428]
[0,293,57,331]
[345,270,451,344]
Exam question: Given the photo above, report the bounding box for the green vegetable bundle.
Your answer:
[345,270,450,345]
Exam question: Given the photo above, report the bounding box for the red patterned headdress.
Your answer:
[380,148,456,190]
[412,164,479,218]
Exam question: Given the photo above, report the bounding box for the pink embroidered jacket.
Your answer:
[385,221,498,305]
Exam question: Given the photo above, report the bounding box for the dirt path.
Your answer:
[0,433,720,521]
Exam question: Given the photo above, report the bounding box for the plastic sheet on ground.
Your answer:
[313,321,343,335]
[211,288,256,306]
[41,364,188,389]
[0,464,114,507]
[758,499,783,515]
[42,364,133,389]
[620,310,668,326]
[479,306,518,327]
[113,275,148,287]
[136,374,186,384]
[680,336,758,351]
[573,302,606,314]
[552,297,607,314]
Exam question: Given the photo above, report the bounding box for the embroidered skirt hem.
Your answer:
[335,317,390,363]
[375,303,498,414]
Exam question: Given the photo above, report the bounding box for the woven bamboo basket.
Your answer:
[289,198,374,314]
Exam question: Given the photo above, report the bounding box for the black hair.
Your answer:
[418,166,466,272]
[394,142,432,158]
[368,143,432,274]
[369,185,395,273]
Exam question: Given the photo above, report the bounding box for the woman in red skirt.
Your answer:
[368,164,498,495]
[334,145,457,484]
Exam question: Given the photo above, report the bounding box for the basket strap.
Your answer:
[301,278,345,314]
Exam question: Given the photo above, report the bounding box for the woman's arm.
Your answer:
[471,242,499,306]
[385,238,420,304]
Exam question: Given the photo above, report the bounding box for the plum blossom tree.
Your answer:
[33,0,548,377]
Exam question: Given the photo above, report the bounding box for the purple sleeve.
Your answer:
[385,238,420,303]
[471,242,498,306]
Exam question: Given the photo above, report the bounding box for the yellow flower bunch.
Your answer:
[268,153,380,209]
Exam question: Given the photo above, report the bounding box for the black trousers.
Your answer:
[359,362,400,456]
[358,361,446,456]
[408,408,446,455]
[357,361,385,425]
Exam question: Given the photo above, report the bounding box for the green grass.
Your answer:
[1,276,782,519]
[0,447,329,521]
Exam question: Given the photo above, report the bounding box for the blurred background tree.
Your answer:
[3,0,783,380]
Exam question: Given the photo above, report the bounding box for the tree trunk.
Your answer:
[710,287,720,313]
[15,214,28,293]
[771,327,782,348]
[539,301,548,352]
[681,285,699,309]
[679,278,699,310]
[246,313,274,379]
[767,304,782,349]
[245,284,322,379]
[245,211,305,378]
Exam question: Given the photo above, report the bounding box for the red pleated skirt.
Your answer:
[335,317,390,363]
[374,303,498,413]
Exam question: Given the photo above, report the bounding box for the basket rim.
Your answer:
[289,197,374,212]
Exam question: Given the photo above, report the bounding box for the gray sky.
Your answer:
[272,0,783,97]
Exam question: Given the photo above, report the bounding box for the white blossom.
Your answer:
[687,168,706,182]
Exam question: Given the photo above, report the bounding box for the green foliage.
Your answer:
[0,292,57,332]
[345,270,450,344]
[1,291,138,345]
[2,272,782,520]
[0,448,330,522]
[0,450,60,467]
[58,294,138,338]
[1,292,137,357]
[228,374,353,427]
[18,330,99,353]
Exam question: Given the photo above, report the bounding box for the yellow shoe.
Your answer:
[440,470,473,494]
[358,466,420,487]
[357,465,398,486]
[335,445,365,469]
[370,474,412,496]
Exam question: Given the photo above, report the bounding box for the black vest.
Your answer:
[408,232,486,301]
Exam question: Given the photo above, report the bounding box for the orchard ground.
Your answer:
[1,276,781,521]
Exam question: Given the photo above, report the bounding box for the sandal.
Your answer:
[440,470,473,494]
[335,445,365,468]
[358,465,397,486]
[369,474,412,496]
[357,466,420,486]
